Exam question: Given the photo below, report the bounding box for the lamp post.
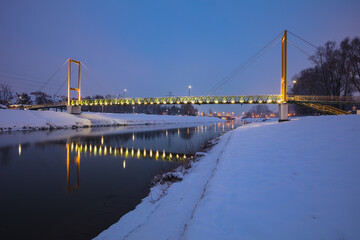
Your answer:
[188,85,191,96]
[124,89,127,98]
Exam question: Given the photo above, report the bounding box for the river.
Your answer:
[0,120,241,240]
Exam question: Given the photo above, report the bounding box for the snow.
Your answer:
[95,115,360,240]
[0,109,224,132]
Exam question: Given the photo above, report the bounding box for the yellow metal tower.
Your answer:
[280,30,287,102]
[67,59,81,106]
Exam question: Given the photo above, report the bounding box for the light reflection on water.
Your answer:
[0,120,240,240]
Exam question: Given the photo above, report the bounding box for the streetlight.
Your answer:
[188,85,191,96]
[124,89,127,98]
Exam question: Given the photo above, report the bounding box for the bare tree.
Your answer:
[0,84,14,105]
[341,37,360,92]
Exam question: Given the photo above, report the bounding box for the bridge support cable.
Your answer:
[288,31,318,49]
[54,67,77,96]
[287,40,313,58]
[206,32,283,96]
[39,59,69,92]
[80,62,116,98]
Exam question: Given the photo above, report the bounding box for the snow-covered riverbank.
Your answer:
[0,109,224,132]
[95,115,360,240]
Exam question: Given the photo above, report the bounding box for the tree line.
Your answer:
[290,37,360,114]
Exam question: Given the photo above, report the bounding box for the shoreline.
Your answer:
[94,115,360,240]
[0,109,224,132]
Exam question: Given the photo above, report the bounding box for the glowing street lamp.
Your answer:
[124,89,127,98]
[188,85,191,96]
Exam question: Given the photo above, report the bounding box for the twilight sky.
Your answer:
[1,0,360,113]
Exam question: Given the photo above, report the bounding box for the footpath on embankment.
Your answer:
[95,115,360,240]
[0,109,223,132]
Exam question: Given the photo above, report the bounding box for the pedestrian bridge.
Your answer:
[69,94,360,107]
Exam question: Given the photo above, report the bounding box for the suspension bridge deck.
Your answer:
[14,95,360,110]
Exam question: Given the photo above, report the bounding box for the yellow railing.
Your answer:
[288,95,360,103]
[297,102,350,115]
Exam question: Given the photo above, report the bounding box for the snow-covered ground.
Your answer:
[0,109,223,132]
[95,115,360,240]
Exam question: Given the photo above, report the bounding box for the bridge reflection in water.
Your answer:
[64,122,236,193]
[65,140,195,192]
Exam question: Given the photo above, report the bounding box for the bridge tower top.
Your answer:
[67,59,81,106]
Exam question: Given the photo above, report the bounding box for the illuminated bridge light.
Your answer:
[214,100,219,104]
[94,146,97,155]
[123,160,126,169]
[120,147,123,155]
[99,146,102,155]
[230,100,235,104]
[150,149,153,157]
[109,147,112,154]
[184,100,188,104]
[137,149,141,158]
[125,148,129,157]
[169,153,172,158]
[131,148,134,157]
[104,146,107,155]
[249,100,253,103]
[163,150,166,158]
[191,100,195,104]
[18,144,21,156]
[114,149,117,156]
[71,143,74,151]
[267,99,273,103]
[176,154,179,159]
[84,145,87,153]
[143,149,146,157]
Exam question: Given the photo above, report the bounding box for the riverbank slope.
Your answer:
[95,115,360,240]
[0,109,223,132]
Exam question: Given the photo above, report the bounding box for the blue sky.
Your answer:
[1,0,360,113]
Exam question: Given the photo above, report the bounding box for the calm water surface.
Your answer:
[0,121,240,240]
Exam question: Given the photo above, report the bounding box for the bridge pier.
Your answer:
[278,103,289,122]
[67,106,81,115]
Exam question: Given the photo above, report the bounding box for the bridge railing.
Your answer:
[71,95,283,106]
[288,95,360,104]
